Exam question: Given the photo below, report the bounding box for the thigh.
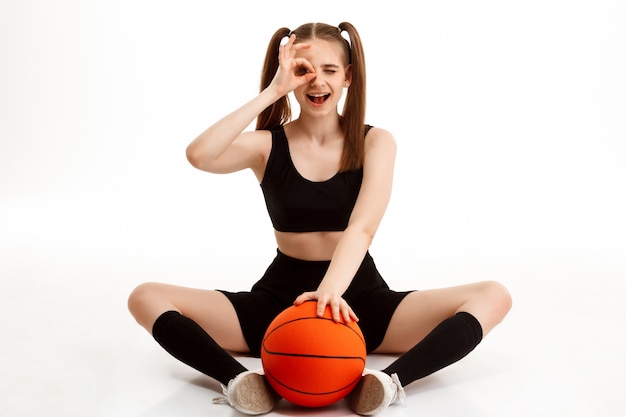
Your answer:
[128,282,249,353]
[373,281,511,354]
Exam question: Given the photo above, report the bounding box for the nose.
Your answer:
[309,71,324,86]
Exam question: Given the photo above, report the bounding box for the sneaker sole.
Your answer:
[232,373,276,415]
[349,374,385,415]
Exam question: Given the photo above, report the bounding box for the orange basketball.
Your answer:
[261,301,366,407]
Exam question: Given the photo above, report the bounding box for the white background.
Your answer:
[1,1,625,416]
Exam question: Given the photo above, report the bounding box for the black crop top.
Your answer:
[260,125,372,233]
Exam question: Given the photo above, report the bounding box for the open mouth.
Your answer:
[306,93,330,105]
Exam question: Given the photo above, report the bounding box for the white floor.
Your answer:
[1,194,625,417]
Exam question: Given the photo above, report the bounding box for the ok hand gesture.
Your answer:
[269,34,317,97]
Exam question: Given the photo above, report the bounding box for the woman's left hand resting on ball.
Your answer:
[294,290,359,324]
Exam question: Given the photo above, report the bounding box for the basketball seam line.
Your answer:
[265,369,363,396]
[261,350,366,361]
[266,316,366,344]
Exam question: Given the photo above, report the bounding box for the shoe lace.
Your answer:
[390,373,406,406]
[212,383,231,405]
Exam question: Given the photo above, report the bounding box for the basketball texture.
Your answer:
[261,301,366,407]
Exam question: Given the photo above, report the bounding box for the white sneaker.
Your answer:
[212,370,278,415]
[348,369,406,415]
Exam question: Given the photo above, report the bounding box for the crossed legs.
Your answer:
[128,279,512,376]
[128,280,511,414]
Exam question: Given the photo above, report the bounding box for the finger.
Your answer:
[294,57,314,72]
[285,35,312,52]
[350,308,359,322]
[343,306,359,323]
[294,292,315,306]
[279,35,295,59]
[293,42,311,50]
[333,307,343,323]
[278,44,287,64]
[281,34,298,57]
[316,299,329,318]
[330,300,343,323]
[294,58,316,81]
[341,306,352,323]
[283,41,311,64]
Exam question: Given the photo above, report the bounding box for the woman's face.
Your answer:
[293,39,351,117]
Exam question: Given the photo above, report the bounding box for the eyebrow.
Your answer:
[321,64,340,69]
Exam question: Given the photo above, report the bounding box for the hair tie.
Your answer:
[338,27,352,63]
[281,29,293,46]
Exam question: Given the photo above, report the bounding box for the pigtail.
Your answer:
[256,27,292,131]
[338,22,366,172]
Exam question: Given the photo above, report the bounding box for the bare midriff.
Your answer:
[274,230,342,261]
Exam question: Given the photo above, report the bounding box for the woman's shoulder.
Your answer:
[364,126,396,150]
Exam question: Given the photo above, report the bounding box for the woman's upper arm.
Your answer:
[347,127,397,238]
[186,130,272,176]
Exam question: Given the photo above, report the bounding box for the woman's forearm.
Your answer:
[317,226,374,296]
[186,87,282,164]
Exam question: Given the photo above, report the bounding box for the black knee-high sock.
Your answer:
[383,312,483,386]
[151,311,247,386]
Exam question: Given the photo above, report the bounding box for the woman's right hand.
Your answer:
[268,34,317,97]
[186,36,315,175]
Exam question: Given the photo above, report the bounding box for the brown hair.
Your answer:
[256,22,367,172]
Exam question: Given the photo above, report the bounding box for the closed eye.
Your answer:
[322,64,340,73]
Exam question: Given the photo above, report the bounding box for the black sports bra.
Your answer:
[260,125,372,233]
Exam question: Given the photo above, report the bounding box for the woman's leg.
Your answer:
[128,282,277,414]
[375,280,512,354]
[350,281,511,415]
[128,283,250,384]
[128,282,249,352]
[376,280,512,383]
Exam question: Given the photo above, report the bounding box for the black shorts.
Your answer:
[219,249,412,356]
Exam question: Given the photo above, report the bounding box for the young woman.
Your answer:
[128,22,512,416]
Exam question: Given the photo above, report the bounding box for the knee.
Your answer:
[482,280,513,322]
[127,282,163,324]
